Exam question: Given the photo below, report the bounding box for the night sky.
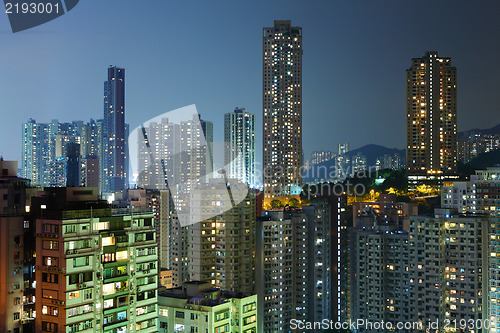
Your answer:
[1,1,499,165]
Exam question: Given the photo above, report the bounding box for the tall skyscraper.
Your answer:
[263,20,303,200]
[224,107,255,187]
[406,52,458,188]
[102,66,128,196]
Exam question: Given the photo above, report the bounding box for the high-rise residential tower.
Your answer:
[21,119,50,186]
[224,107,256,187]
[263,20,303,200]
[406,52,458,188]
[102,66,128,196]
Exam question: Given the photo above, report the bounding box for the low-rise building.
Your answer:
[158,281,257,333]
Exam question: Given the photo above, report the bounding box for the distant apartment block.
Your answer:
[375,153,404,170]
[310,150,335,166]
[224,107,256,188]
[21,115,123,195]
[458,130,499,163]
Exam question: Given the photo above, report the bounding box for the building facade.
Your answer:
[256,214,293,333]
[408,213,488,332]
[0,160,29,332]
[469,167,500,331]
[31,187,158,333]
[256,202,334,332]
[350,226,410,333]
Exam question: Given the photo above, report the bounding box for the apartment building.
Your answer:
[30,187,158,333]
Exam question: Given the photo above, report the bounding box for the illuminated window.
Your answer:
[116,251,128,261]
[104,299,114,309]
[93,222,109,231]
[102,237,115,246]
[102,283,115,296]
[68,291,79,299]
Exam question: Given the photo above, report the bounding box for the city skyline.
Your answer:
[2,3,500,332]
[1,1,500,166]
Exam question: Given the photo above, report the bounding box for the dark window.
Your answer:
[42,273,58,284]
[42,322,58,332]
